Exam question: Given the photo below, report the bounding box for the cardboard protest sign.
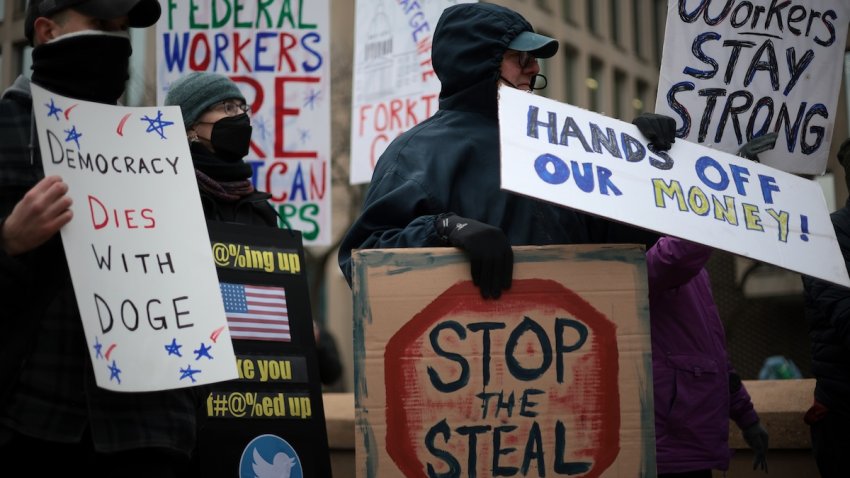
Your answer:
[156,0,332,246]
[31,84,237,392]
[198,222,332,478]
[498,85,850,288]
[349,0,476,184]
[351,245,656,477]
[654,0,850,175]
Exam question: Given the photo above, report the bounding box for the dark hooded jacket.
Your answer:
[338,3,645,284]
[802,196,850,418]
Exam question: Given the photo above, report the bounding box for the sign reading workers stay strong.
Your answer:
[498,86,850,288]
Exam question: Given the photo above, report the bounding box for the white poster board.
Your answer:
[155,0,332,246]
[349,0,476,184]
[32,84,238,392]
[499,86,850,288]
[654,0,850,175]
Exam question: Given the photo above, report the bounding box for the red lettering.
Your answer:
[266,161,288,202]
[309,161,327,200]
[277,33,298,72]
[189,33,211,71]
[275,76,319,159]
[231,75,266,159]
[370,134,389,169]
[232,32,252,72]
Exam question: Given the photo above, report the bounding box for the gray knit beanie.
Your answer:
[164,72,246,128]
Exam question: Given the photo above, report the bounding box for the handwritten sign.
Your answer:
[352,245,655,477]
[32,84,237,392]
[499,85,850,288]
[654,0,850,175]
[155,0,332,246]
[349,0,476,185]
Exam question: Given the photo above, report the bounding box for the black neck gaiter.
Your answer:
[31,31,132,105]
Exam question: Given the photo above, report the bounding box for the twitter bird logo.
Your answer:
[239,434,303,478]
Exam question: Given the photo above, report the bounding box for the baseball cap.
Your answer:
[508,31,559,58]
[25,0,161,44]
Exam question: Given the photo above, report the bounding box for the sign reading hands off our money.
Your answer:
[498,86,849,288]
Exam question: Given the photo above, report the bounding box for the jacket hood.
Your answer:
[433,3,534,115]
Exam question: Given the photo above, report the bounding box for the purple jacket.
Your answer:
[648,237,759,473]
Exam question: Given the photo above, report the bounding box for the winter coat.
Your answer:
[338,2,651,284]
[648,236,758,473]
[802,197,850,418]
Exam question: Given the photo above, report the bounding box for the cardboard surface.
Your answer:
[352,245,655,477]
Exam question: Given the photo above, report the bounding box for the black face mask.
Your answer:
[208,114,253,161]
[31,31,131,104]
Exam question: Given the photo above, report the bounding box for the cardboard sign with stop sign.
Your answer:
[351,244,655,477]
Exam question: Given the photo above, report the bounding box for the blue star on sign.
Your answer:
[179,365,202,383]
[140,110,174,140]
[93,337,103,359]
[194,342,213,361]
[164,338,183,357]
[303,88,321,109]
[108,360,122,384]
[45,98,63,121]
[64,126,82,149]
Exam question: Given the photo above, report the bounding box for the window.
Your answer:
[0,0,6,23]
[562,45,577,104]
[586,0,598,35]
[560,0,574,24]
[632,0,644,58]
[634,79,649,117]
[613,70,627,120]
[609,0,620,46]
[653,0,667,65]
[588,57,603,113]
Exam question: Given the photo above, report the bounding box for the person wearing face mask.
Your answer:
[338,2,655,299]
[0,1,205,476]
[164,72,279,226]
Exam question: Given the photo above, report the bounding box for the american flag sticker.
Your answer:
[219,282,290,342]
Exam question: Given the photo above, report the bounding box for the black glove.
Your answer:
[742,421,769,473]
[436,213,513,299]
[632,113,677,151]
[737,132,778,163]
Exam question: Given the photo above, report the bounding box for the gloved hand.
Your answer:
[737,132,778,163]
[632,113,677,151]
[436,213,513,299]
[742,421,769,472]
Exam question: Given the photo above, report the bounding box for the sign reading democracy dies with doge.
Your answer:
[156,0,332,246]
[351,245,656,477]
[654,0,850,175]
[32,84,238,392]
[499,86,850,288]
[349,0,475,184]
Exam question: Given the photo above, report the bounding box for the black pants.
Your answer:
[810,411,850,478]
[658,471,712,478]
[0,427,192,478]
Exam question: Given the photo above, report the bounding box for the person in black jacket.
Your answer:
[164,72,279,227]
[338,2,655,299]
[0,1,202,476]
[801,137,850,478]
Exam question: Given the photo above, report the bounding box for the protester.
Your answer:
[0,1,203,476]
[636,116,771,477]
[165,71,279,226]
[166,71,343,388]
[801,137,850,478]
[338,2,655,299]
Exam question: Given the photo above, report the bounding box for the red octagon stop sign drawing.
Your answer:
[384,278,620,477]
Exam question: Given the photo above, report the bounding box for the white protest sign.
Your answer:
[654,0,850,175]
[156,0,332,246]
[499,86,850,288]
[32,84,238,392]
[349,0,476,185]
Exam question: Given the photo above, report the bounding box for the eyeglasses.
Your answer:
[210,100,250,116]
[516,51,537,70]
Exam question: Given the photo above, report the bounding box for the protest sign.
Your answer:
[349,0,476,184]
[198,222,332,477]
[156,0,332,246]
[351,244,656,477]
[654,0,850,175]
[499,85,850,288]
[32,83,237,392]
